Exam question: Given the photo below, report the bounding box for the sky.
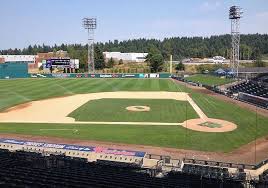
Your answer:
[0,0,267,50]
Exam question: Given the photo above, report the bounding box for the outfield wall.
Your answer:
[0,62,28,79]
[0,66,171,79]
[29,73,171,79]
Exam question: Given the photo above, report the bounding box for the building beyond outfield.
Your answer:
[103,52,148,62]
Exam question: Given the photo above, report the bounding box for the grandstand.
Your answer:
[0,145,249,187]
[1,138,268,187]
[229,82,268,98]
[0,148,250,188]
[227,74,268,109]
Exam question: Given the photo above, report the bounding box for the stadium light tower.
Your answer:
[83,17,97,73]
[229,6,243,77]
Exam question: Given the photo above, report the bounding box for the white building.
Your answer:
[0,55,36,63]
[208,56,226,64]
[103,52,148,63]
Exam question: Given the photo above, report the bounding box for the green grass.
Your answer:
[0,117,265,152]
[185,74,234,86]
[0,78,181,111]
[0,78,268,152]
[68,99,198,123]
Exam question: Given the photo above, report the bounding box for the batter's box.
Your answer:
[198,121,222,128]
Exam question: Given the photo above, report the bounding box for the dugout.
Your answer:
[0,62,28,79]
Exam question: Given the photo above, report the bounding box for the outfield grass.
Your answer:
[185,74,234,86]
[0,78,267,152]
[68,99,198,123]
[0,78,180,111]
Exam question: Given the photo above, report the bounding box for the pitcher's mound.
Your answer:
[182,118,237,132]
[126,106,150,112]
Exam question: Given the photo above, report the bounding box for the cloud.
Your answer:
[200,1,221,12]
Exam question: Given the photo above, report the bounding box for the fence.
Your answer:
[28,73,171,79]
[0,62,28,79]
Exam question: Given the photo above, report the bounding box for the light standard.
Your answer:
[82,17,97,73]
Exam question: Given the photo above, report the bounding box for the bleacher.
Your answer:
[227,80,268,109]
[228,81,268,99]
[0,149,245,188]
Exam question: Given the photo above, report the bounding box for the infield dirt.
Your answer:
[0,91,237,132]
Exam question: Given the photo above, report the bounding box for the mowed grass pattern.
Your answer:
[68,99,198,123]
[0,78,268,152]
[0,78,180,111]
[185,74,234,86]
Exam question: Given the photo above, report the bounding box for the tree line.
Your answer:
[1,34,268,68]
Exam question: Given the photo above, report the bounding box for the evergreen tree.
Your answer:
[107,58,115,68]
[146,47,164,73]
[175,61,185,71]
[119,59,123,65]
[94,46,105,70]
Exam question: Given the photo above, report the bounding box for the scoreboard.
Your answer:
[46,58,71,68]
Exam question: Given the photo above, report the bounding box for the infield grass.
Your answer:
[68,99,198,123]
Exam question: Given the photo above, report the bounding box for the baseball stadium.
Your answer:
[1,1,268,188]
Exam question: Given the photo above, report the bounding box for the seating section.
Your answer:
[229,81,268,98]
[182,164,230,179]
[0,149,245,188]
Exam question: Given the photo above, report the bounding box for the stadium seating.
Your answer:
[0,149,246,188]
[228,81,268,99]
[227,80,268,108]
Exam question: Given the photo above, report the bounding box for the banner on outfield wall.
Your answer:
[27,73,171,79]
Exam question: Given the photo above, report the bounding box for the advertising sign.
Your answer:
[0,139,146,157]
[74,59,79,69]
[51,74,70,78]
[150,74,159,78]
[122,74,136,78]
[139,74,144,78]
[100,74,113,78]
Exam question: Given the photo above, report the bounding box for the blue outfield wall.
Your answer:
[29,73,172,79]
[0,63,28,79]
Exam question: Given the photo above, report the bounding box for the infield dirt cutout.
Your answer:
[0,91,237,133]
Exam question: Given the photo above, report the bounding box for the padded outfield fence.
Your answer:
[28,73,172,79]
[0,63,171,79]
[0,62,28,79]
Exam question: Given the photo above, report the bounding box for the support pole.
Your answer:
[169,55,173,74]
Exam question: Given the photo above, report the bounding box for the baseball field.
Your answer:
[0,78,268,153]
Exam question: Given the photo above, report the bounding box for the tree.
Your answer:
[2,33,268,64]
[253,48,265,67]
[255,58,265,67]
[146,50,164,73]
[107,58,115,68]
[119,59,123,65]
[94,46,105,70]
[175,61,185,71]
